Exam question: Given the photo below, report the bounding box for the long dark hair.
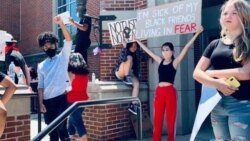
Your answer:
[162,42,175,60]
[68,53,89,74]
[126,42,139,77]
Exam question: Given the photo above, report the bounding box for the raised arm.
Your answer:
[54,16,71,41]
[69,17,88,31]
[173,26,203,68]
[136,40,162,64]
[206,60,250,80]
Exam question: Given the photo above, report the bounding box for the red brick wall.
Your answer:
[135,0,147,9]
[20,0,53,55]
[87,0,100,42]
[87,0,100,16]
[86,0,101,78]
[0,0,52,56]
[100,0,147,11]
[0,0,21,43]
[99,30,118,80]
[0,115,30,141]
[84,101,149,140]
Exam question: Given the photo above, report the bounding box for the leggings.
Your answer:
[153,85,177,141]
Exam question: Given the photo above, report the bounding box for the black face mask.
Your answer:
[45,48,57,58]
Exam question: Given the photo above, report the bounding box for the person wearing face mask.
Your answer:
[136,26,203,141]
[5,33,31,86]
[37,16,72,141]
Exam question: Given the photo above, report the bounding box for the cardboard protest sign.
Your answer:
[136,0,201,38]
[0,30,7,61]
[108,18,137,45]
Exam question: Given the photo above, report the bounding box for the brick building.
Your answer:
[0,0,231,140]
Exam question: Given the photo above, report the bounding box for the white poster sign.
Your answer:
[190,85,221,141]
[0,30,7,61]
[58,11,71,25]
[108,18,137,45]
[136,0,202,38]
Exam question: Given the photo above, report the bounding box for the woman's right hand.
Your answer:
[39,103,47,113]
[197,26,204,34]
[215,78,238,96]
[69,17,75,25]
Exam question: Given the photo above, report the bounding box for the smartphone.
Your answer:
[226,76,240,88]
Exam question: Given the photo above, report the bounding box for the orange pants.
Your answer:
[153,85,177,141]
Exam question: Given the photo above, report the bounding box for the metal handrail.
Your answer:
[32,97,142,141]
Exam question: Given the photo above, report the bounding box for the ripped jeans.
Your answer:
[211,96,250,141]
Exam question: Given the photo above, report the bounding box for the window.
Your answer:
[56,0,78,47]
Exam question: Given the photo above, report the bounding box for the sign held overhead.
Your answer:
[136,0,202,38]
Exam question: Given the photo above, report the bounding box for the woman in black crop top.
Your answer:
[193,0,250,140]
[136,27,203,141]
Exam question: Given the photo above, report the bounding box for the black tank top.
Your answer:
[158,59,176,83]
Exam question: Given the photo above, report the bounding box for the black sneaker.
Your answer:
[122,75,133,85]
[128,104,138,115]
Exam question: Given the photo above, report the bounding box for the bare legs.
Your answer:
[80,135,88,141]
[117,56,133,78]
[0,101,7,137]
[116,56,140,105]
[69,134,88,141]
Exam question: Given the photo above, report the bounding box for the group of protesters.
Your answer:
[1,0,250,141]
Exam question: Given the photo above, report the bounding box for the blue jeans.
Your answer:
[211,96,250,141]
[67,106,87,137]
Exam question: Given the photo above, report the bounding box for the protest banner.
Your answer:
[136,0,201,38]
[108,18,137,45]
[0,30,7,61]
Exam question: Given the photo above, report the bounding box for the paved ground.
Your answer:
[31,114,49,141]
[30,114,215,141]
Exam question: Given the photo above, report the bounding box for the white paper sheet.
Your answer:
[0,30,7,61]
[57,11,70,25]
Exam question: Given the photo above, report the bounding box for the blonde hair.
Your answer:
[220,0,250,64]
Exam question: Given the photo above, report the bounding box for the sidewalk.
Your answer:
[30,114,214,141]
[126,118,214,141]
[31,114,49,141]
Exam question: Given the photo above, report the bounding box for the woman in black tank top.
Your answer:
[136,27,203,141]
[193,0,250,140]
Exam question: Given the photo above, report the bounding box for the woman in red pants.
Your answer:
[135,27,203,141]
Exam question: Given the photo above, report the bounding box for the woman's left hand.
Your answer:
[215,78,238,96]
